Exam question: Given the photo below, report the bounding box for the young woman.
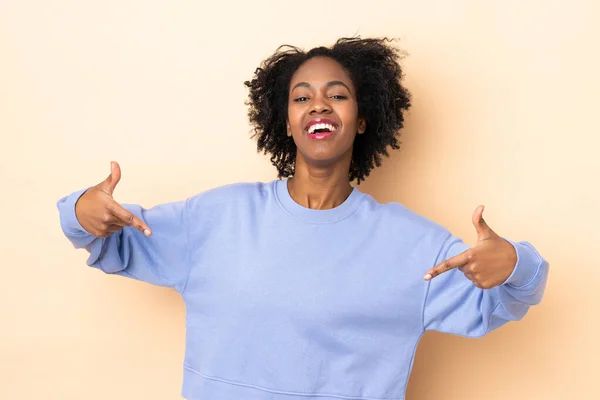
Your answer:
[57,37,549,400]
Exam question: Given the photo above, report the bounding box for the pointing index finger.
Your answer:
[424,251,470,281]
[108,202,152,236]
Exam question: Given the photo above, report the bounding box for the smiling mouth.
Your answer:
[307,123,338,135]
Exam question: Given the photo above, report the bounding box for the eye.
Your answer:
[330,95,348,100]
[293,96,310,102]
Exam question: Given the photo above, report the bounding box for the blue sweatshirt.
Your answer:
[57,178,548,400]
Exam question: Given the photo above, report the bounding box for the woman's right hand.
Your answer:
[75,161,152,238]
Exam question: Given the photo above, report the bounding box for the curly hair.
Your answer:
[244,37,411,184]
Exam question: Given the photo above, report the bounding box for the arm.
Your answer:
[423,233,549,337]
[56,162,191,293]
[422,205,549,337]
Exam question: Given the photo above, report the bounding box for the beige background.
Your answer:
[1,0,598,399]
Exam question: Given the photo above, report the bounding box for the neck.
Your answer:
[287,154,353,210]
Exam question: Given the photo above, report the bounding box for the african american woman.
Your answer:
[57,37,549,400]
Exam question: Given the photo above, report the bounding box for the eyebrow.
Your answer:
[291,81,351,92]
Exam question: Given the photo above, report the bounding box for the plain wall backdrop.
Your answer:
[1,0,598,399]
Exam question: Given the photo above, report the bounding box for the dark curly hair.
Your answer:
[244,37,411,184]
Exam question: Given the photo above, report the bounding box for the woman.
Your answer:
[57,38,549,400]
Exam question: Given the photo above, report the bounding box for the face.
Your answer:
[287,56,365,168]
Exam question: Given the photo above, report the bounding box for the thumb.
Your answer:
[101,161,121,195]
[472,205,495,240]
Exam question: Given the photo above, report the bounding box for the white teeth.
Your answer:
[308,123,336,134]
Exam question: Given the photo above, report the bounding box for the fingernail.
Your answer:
[144,229,151,236]
[424,273,432,281]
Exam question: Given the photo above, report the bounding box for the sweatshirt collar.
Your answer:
[275,178,365,223]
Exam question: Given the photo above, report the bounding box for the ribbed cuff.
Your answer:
[57,187,92,236]
[503,239,543,288]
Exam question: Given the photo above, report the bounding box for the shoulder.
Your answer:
[359,191,450,241]
[185,180,274,211]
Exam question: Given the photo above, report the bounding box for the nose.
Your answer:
[310,94,331,114]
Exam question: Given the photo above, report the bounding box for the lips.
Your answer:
[304,118,339,134]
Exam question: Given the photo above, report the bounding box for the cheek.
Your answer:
[340,104,360,131]
[287,107,305,132]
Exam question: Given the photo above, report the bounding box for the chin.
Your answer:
[299,150,351,168]
[295,139,353,167]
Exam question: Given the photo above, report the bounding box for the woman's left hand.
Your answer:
[424,206,517,289]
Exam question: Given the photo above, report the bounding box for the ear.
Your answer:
[286,120,292,137]
[357,117,366,134]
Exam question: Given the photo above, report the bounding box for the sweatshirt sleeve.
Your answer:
[422,232,549,338]
[57,188,191,293]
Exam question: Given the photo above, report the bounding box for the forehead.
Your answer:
[290,56,354,88]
